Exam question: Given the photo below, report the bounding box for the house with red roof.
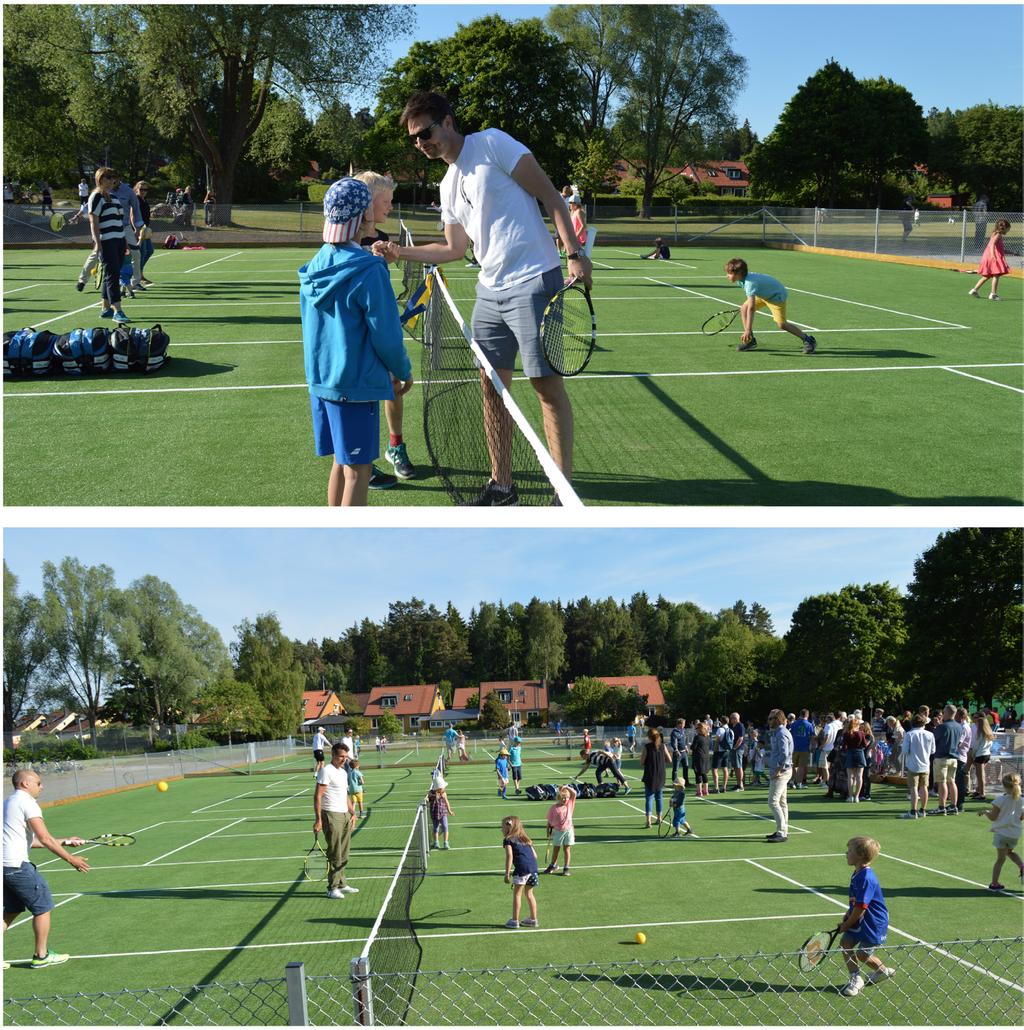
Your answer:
[363,684,446,734]
[301,689,346,729]
[478,681,550,727]
[681,160,750,197]
[568,676,667,718]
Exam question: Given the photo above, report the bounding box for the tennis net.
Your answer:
[350,801,430,1026]
[422,274,583,508]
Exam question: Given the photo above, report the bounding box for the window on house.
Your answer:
[707,168,718,176]
[727,168,742,179]
[380,696,397,708]
[498,690,513,703]
[410,717,420,728]
[404,694,414,702]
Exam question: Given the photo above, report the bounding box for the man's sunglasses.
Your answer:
[408,119,443,144]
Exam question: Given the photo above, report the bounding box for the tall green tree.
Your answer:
[856,78,928,206]
[563,676,609,724]
[39,558,122,744]
[544,5,631,137]
[749,59,870,207]
[194,678,267,740]
[479,690,510,732]
[126,4,410,209]
[953,104,1024,209]
[4,563,50,732]
[115,575,228,724]
[523,598,566,683]
[903,529,1022,708]
[613,5,745,215]
[232,613,305,738]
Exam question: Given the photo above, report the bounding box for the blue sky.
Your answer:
[376,4,1023,139]
[4,528,948,647]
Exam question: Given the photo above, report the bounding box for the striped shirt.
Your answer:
[88,191,126,241]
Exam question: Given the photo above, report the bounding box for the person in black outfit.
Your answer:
[574,748,630,791]
[690,720,712,797]
[641,728,672,828]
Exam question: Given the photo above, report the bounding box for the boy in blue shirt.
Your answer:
[299,179,413,506]
[495,749,510,798]
[724,258,817,355]
[838,836,894,996]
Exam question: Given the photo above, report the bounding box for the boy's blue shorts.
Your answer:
[310,395,380,466]
[672,805,687,828]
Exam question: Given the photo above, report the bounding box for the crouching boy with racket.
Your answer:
[299,178,413,506]
[724,258,817,355]
[837,836,893,996]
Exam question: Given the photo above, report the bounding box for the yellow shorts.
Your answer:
[352,791,364,805]
[754,297,787,325]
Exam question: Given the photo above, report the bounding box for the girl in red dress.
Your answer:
[969,219,1011,300]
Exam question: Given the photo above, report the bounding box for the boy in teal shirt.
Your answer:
[725,258,817,354]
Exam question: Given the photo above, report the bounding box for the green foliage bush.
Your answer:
[150,739,173,752]
[5,740,101,763]
[307,182,330,203]
[178,730,218,749]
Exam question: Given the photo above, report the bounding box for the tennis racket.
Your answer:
[658,813,673,838]
[544,829,553,867]
[541,278,596,377]
[303,831,328,882]
[49,212,66,233]
[81,833,135,847]
[798,925,842,971]
[701,309,739,335]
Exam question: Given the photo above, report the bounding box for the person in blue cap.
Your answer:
[299,178,413,506]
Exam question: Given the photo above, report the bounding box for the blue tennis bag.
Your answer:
[111,324,170,372]
[3,327,57,376]
[524,785,546,801]
[53,328,112,374]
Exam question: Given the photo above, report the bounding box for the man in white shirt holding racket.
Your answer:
[313,742,358,900]
[3,770,90,969]
[379,91,593,505]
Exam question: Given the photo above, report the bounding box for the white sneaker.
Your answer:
[989,294,1002,301]
[841,974,865,997]
[866,966,894,985]
[327,888,344,899]
[968,288,979,296]
[338,884,359,894]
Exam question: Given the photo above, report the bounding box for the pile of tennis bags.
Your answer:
[4,324,170,377]
[525,782,618,800]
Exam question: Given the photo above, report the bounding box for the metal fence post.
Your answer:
[873,208,880,253]
[144,751,150,782]
[110,753,117,789]
[960,209,968,261]
[673,204,678,242]
[351,955,374,1026]
[285,961,309,1025]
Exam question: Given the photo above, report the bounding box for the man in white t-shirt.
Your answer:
[381,91,594,505]
[311,726,329,774]
[900,714,937,818]
[340,729,355,760]
[313,743,358,899]
[3,770,90,969]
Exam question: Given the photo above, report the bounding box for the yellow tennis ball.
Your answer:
[157,781,169,792]
[635,931,646,945]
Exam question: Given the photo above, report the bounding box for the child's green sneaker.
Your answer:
[31,952,69,969]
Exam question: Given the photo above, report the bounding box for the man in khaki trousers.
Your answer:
[766,709,794,843]
[314,742,358,899]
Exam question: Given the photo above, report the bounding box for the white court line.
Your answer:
[3,283,45,295]
[59,911,837,962]
[7,892,82,932]
[880,852,1024,902]
[788,286,969,328]
[26,299,103,328]
[143,817,246,866]
[183,250,243,272]
[612,247,699,269]
[697,795,811,834]
[745,859,1024,992]
[191,775,304,813]
[942,366,1024,394]
[265,786,312,810]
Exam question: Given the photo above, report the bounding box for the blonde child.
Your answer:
[669,776,694,837]
[725,257,817,354]
[753,742,768,786]
[542,784,577,875]
[969,220,1011,300]
[979,772,1024,891]
[348,759,365,819]
[495,749,510,799]
[837,837,894,997]
[428,780,454,850]
[502,815,539,928]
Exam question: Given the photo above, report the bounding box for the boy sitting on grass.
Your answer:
[724,257,817,355]
[837,836,894,996]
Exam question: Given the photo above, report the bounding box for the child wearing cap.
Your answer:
[427,779,454,850]
[495,749,510,799]
[669,776,693,837]
[299,178,413,506]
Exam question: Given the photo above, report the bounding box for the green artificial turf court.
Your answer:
[3,242,1022,506]
[3,743,1022,1025]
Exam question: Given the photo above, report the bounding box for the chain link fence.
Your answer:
[5,938,1020,1026]
[5,202,1020,269]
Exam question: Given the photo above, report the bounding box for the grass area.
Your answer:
[4,244,1021,506]
[3,744,1021,1026]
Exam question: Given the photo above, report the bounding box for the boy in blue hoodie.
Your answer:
[299,178,413,505]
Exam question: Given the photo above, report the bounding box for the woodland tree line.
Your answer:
[4,530,1021,744]
[4,5,1019,216]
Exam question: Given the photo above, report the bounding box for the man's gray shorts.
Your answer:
[472,266,563,378]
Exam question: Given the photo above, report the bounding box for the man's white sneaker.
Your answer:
[338,884,359,894]
[327,888,344,899]
[866,966,894,985]
[841,974,865,997]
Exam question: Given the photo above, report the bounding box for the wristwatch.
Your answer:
[566,251,582,261]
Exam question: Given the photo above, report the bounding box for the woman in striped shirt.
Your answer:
[88,167,130,323]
